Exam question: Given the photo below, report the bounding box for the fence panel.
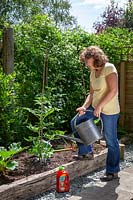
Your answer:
[119,61,133,131]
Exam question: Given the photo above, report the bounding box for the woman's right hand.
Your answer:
[76,106,86,116]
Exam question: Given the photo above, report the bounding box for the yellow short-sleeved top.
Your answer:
[90,62,120,115]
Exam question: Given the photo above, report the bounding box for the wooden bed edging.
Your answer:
[0,149,107,200]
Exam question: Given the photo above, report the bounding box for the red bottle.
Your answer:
[56,166,70,193]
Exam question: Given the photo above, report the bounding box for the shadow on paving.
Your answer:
[68,179,120,200]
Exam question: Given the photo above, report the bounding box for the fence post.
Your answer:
[2,27,14,74]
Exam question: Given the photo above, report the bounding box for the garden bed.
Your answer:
[0,143,107,200]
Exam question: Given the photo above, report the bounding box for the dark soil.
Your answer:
[0,142,105,186]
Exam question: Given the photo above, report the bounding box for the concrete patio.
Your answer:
[68,166,133,200]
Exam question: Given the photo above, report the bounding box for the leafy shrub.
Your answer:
[0,71,28,146]
[0,142,23,174]
[24,93,65,163]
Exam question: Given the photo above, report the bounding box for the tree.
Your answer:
[93,0,124,33]
[0,0,34,26]
[41,0,77,29]
[0,0,77,29]
[123,0,133,30]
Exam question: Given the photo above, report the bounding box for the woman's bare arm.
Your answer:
[76,83,94,115]
[82,84,94,109]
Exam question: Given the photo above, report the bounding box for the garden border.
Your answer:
[0,149,107,200]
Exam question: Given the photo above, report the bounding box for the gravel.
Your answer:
[30,144,133,200]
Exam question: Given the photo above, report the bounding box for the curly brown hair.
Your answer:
[80,46,108,68]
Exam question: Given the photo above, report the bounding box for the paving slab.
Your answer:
[68,166,133,200]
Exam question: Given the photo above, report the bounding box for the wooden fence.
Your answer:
[119,61,133,132]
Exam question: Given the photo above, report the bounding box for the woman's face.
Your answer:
[85,57,96,70]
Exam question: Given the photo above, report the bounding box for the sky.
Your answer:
[70,0,128,33]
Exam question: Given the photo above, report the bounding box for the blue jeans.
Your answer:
[70,106,120,174]
[70,106,96,155]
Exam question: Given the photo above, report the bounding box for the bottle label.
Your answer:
[59,175,67,191]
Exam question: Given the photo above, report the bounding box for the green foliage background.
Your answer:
[0,14,133,146]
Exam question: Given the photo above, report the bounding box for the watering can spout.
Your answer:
[56,134,84,144]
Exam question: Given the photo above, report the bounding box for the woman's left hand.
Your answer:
[76,106,86,116]
[94,106,101,118]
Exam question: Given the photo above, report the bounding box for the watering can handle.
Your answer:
[74,109,93,129]
[74,110,103,135]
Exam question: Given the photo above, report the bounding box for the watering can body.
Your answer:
[74,117,103,145]
[57,110,103,145]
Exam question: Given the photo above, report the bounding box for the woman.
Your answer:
[71,46,120,181]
